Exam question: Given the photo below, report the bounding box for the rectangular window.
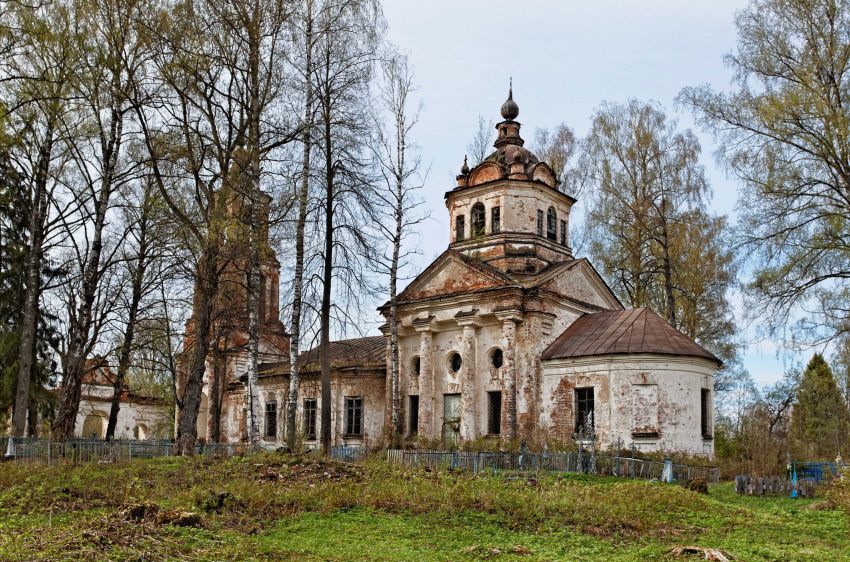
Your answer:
[536,209,544,236]
[560,219,566,245]
[408,395,419,436]
[575,387,594,434]
[264,401,277,439]
[303,398,317,440]
[455,214,465,242]
[487,391,502,435]
[491,206,501,234]
[345,396,363,436]
[701,389,711,437]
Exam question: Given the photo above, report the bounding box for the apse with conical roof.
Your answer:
[446,84,575,275]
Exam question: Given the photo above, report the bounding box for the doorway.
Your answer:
[443,394,461,446]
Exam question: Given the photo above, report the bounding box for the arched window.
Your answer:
[133,423,149,440]
[82,413,107,439]
[490,348,504,369]
[449,352,463,373]
[471,203,486,237]
[547,207,557,241]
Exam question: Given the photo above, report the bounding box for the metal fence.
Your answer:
[794,462,840,483]
[735,474,817,498]
[330,445,367,462]
[386,449,720,484]
[3,438,260,465]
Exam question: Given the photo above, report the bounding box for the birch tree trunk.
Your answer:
[244,0,263,446]
[287,0,313,452]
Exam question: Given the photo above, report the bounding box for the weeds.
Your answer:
[0,452,847,561]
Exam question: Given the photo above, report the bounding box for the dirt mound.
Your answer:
[248,456,364,484]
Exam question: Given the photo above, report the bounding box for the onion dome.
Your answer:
[455,81,560,190]
[500,80,519,120]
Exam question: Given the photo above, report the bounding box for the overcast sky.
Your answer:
[379,0,802,385]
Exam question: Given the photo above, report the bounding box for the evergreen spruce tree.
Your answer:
[790,354,850,459]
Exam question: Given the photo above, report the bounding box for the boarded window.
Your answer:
[632,384,658,436]
[575,388,594,433]
[487,391,502,435]
[547,207,557,240]
[491,206,501,233]
[536,209,544,236]
[345,396,363,436]
[471,203,485,236]
[701,389,711,437]
[455,214,465,241]
[560,219,566,245]
[264,401,277,439]
[303,398,317,440]
[408,395,419,436]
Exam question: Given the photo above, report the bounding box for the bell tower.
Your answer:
[446,84,575,275]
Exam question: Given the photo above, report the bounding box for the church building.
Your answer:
[183,88,721,456]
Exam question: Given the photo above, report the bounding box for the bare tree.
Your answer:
[311,0,383,452]
[533,123,577,194]
[286,0,314,451]
[372,50,426,445]
[132,0,296,453]
[52,0,150,440]
[466,114,494,165]
[105,177,164,440]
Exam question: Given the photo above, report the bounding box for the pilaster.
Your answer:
[413,315,435,439]
[495,308,522,441]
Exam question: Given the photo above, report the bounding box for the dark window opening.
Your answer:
[345,397,363,436]
[264,401,277,439]
[409,395,419,436]
[449,352,463,373]
[455,214,465,241]
[412,356,421,376]
[490,348,503,369]
[303,398,317,440]
[701,389,711,437]
[575,387,594,434]
[547,207,557,241]
[560,219,567,245]
[536,209,544,236]
[487,391,502,435]
[491,206,501,233]
[471,203,486,237]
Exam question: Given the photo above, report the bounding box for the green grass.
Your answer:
[0,453,847,561]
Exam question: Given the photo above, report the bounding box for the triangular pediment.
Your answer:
[398,250,512,302]
[536,258,622,310]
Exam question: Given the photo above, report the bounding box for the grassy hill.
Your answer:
[0,452,847,561]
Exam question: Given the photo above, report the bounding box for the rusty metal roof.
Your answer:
[259,335,386,377]
[541,307,721,365]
